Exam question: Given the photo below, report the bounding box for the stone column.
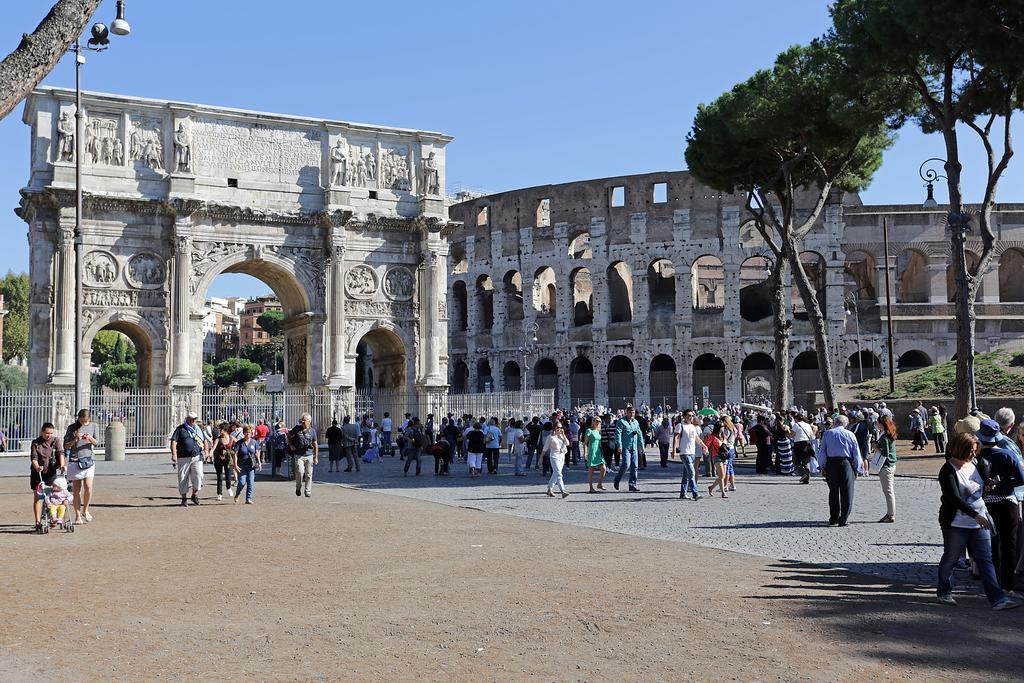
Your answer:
[722,263,741,326]
[632,272,650,335]
[51,221,76,384]
[327,239,347,386]
[169,217,193,386]
[417,249,444,383]
[980,264,1000,303]
[590,268,608,344]
[927,262,947,304]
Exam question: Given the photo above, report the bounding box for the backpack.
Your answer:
[289,427,314,455]
[413,426,430,450]
[271,429,290,453]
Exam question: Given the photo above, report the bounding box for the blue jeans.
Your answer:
[680,455,698,496]
[614,445,639,489]
[235,465,256,501]
[937,526,1005,605]
[570,441,580,466]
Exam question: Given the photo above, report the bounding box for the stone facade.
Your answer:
[447,172,1024,409]
[18,88,454,416]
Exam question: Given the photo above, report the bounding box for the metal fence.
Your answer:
[0,387,555,452]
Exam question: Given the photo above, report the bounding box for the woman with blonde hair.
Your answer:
[544,422,570,498]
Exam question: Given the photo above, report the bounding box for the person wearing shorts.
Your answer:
[170,411,209,506]
[64,409,98,524]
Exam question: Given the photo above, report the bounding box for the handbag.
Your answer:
[74,454,95,470]
[870,450,887,474]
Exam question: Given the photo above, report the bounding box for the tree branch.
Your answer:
[0,0,103,121]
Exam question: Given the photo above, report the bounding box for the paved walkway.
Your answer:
[0,447,949,586]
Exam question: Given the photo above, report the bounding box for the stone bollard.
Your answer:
[105,420,126,462]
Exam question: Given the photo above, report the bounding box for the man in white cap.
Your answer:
[170,411,210,506]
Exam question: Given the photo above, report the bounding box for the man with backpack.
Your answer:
[289,413,318,497]
[403,417,430,476]
[269,421,291,479]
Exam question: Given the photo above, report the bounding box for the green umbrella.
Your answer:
[697,407,719,417]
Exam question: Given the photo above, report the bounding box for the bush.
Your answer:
[213,358,261,387]
[97,362,138,391]
[0,364,27,393]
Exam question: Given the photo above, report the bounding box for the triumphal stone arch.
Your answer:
[18,88,453,419]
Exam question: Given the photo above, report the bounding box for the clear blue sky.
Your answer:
[0,0,1018,298]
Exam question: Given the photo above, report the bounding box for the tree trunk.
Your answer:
[0,0,102,121]
[952,236,979,416]
[786,237,837,410]
[769,255,791,411]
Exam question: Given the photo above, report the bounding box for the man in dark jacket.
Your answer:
[977,419,1024,594]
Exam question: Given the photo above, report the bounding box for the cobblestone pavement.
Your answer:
[333,449,948,587]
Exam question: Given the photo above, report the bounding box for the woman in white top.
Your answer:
[791,414,816,485]
[544,423,570,498]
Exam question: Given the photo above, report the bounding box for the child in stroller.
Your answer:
[37,476,74,533]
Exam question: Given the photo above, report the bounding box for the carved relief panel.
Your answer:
[126,252,167,289]
[346,140,377,188]
[84,250,119,287]
[383,267,415,301]
[129,114,165,173]
[379,144,411,192]
[85,113,123,166]
[345,264,378,299]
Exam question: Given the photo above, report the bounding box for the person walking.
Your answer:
[773,420,794,475]
[64,409,98,523]
[706,423,729,499]
[876,414,898,523]
[289,414,318,497]
[818,415,861,527]
[936,432,1021,610]
[465,422,486,477]
[525,417,542,471]
[613,405,643,492]
[583,416,606,493]
[232,424,262,504]
[568,417,581,467]
[30,422,63,532]
[656,418,673,468]
[484,417,502,475]
[403,418,428,476]
[676,410,706,501]
[976,419,1024,597]
[721,415,738,491]
[600,414,618,469]
[910,408,927,450]
[928,407,947,454]
[169,411,209,507]
[340,416,361,472]
[508,419,527,476]
[544,423,570,498]
[211,422,235,501]
[750,415,773,474]
[325,419,344,473]
[791,413,816,485]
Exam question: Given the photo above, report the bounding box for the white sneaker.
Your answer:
[216,494,223,501]
[936,594,957,606]
[992,597,1022,611]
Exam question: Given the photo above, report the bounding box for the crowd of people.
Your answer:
[25,397,1024,611]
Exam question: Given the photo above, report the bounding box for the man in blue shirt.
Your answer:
[817,415,861,526]
[484,417,503,474]
[977,418,1024,595]
[613,405,644,492]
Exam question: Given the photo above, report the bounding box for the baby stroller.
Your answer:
[37,477,75,534]
[362,446,379,463]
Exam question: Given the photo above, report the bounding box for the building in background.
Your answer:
[240,295,282,347]
[201,296,245,363]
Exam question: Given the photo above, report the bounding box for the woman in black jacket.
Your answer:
[935,432,1019,610]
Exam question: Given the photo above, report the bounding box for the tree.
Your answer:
[831,0,1024,417]
[202,362,215,385]
[256,309,284,337]
[686,39,909,409]
[97,361,136,390]
[1,271,29,362]
[240,342,280,373]
[213,358,261,387]
[0,0,103,121]
[91,329,134,366]
[0,365,28,393]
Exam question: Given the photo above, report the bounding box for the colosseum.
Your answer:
[446,171,1024,410]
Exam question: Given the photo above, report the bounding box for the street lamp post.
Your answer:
[520,321,539,393]
[844,293,863,383]
[72,1,131,409]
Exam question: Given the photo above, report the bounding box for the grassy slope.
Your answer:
[845,350,1024,400]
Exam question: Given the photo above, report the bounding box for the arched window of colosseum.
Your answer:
[451,281,468,332]
[649,355,678,409]
[533,267,557,315]
[450,245,468,275]
[846,350,882,383]
[897,349,932,373]
[741,353,775,406]
[691,255,724,310]
[451,360,469,392]
[648,259,675,313]
[947,250,984,302]
[570,356,595,405]
[692,354,725,406]
[739,256,772,322]
[999,248,1024,302]
[476,206,489,227]
[503,270,525,321]
[792,350,821,400]
[476,358,493,392]
[607,262,634,323]
[502,361,522,391]
[568,231,592,259]
[895,249,928,303]
[475,275,494,328]
[534,358,560,404]
[738,220,766,249]
[536,198,551,228]
[793,252,826,320]
[607,356,636,410]
[571,267,594,326]
[843,250,876,301]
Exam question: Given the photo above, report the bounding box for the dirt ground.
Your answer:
[0,473,1019,682]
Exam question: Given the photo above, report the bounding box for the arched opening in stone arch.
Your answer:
[571,267,593,326]
[692,354,725,407]
[451,281,469,332]
[792,350,821,401]
[846,350,882,383]
[947,250,984,302]
[1000,248,1024,302]
[476,358,493,392]
[649,354,677,409]
[451,359,469,393]
[533,358,559,405]
[793,252,826,320]
[844,250,876,301]
[502,360,522,391]
[692,255,724,310]
[89,321,153,390]
[503,270,524,321]
[897,349,932,373]
[568,230,592,259]
[449,245,468,275]
[475,275,494,329]
[607,355,636,410]
[533,267,557,316]
[895,249,928,303]
[570,356,595,406]
[355,327,407,390]
[739,256,772,322]
[738,220,767,249]
[607,261,634,323]
[741,352,775,406]
[648,259,675,314]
